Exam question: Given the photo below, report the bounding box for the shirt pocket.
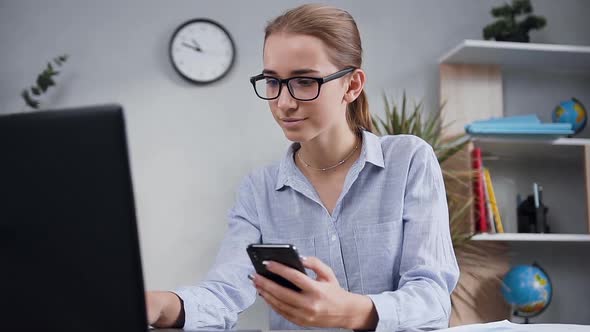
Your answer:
[353,220,403,294]
[262,236,318,280]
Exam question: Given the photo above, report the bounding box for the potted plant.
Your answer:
[483,0,546,43]
[21,54,68,111]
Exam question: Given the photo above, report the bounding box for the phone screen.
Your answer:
[247,244,307,292]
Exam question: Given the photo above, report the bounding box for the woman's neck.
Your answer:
[297,126,360,171]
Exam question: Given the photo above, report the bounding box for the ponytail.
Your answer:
[346,90,373,134]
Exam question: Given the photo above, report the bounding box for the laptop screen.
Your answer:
[0,104,147,330]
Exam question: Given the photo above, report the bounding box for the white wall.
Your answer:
[1,0,589,328]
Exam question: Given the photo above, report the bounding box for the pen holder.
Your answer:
[517,195,550,233]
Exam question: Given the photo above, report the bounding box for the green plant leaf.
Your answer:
[54,54,69,66]
[392,97,400,133]
[439,137,470,164]
[21,90,39,109]
[400,92,407,133]
[371,117,382,136]
[377,117,389,136]
[36,73,56,92]
[22,54,68,110]
[382,93,394,134]
[424,109,440,137]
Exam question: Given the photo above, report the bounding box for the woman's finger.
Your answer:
[258,288,305,325]
[301,256,337,282]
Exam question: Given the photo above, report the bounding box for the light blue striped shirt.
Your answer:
[175,130,459,331]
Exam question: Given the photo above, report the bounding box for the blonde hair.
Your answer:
[264,4,373,134]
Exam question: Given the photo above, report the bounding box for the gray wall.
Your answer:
[1,0,589,328]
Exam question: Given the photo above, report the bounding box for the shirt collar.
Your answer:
[362,130,386,169]
[275,130,385,191]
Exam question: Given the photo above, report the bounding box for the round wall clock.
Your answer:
[169,18,236,84]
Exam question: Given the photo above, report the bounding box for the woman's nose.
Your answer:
[277,85,297,110]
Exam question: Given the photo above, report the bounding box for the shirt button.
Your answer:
[331,235,337,242]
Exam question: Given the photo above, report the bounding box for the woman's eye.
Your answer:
[296,79,314,87]
[265,79,278,87]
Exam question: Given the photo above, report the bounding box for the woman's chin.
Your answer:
[282,128,310,143]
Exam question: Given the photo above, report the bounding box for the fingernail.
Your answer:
[299,255,307,260]
[262,260,269,265]
[248,274,254,281]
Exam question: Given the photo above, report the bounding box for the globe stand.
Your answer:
[512,310,532,324]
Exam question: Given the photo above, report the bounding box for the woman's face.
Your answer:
[263,33,350,143]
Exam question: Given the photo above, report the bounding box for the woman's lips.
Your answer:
[281,118,307,128]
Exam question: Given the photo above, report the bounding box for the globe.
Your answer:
[501,263,552,322]
[552,97,587,134]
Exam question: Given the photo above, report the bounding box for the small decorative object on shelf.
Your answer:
[21,54,69,110]
[501,263,553,324]
[517,182,550,233]
[552,98,587,135]
[483,0,547,43]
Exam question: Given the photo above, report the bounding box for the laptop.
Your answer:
[0,104,264,332]
[0,105,148,330]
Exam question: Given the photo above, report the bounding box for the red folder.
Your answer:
[472,147,488,233]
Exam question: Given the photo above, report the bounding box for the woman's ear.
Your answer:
[343,69,366,103]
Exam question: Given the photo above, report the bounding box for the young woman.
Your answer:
[146,4,459,331]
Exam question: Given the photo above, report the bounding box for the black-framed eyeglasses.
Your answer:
[249,67,356,101]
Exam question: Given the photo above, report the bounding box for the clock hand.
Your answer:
[182,42,200,52]
[191,39,203,52]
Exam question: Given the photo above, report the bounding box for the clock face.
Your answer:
[169,18,236,84]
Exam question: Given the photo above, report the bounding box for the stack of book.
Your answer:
[472,147,504,234]
[465,114,573,137]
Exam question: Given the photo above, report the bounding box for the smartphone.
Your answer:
[247,243,307,292]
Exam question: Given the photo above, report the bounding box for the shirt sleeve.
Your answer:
[173,174,261,330]
[367,142,460,332]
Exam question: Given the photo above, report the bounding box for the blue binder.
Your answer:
[465,115,574,136]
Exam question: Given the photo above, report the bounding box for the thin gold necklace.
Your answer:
[297,141,359,171]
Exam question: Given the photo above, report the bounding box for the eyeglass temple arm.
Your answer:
[321,67,356,83]
[250,74,265,84]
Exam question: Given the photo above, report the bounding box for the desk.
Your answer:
[151,322,590,332]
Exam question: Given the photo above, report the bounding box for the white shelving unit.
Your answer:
[473,137,590,161]
[440,40,590,325]
[440,40,590,238]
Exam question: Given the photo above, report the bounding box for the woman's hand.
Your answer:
[145,291,165,325]
[145,291,184,327]
[252,257,378,330]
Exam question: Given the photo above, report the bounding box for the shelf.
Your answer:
[439,39,590,71]
[472,137,590,146]
[473,137,589,162]
[472,233,590,242]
